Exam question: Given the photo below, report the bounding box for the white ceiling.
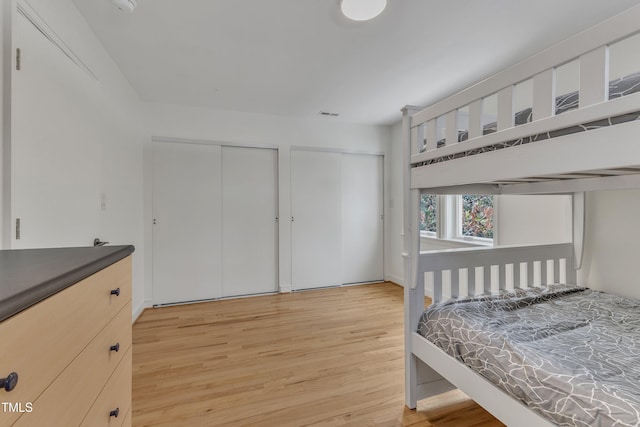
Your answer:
[73,0,640,125]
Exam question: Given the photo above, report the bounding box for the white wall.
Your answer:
[387,121,405,285]
[5,0,145,317]
[579,190,640,299]
[498,195,572,245]
[143,103,391,305]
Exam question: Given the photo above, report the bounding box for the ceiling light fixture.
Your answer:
[110,0,137,14]
[340,0,387,22]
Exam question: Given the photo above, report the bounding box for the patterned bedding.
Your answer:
[417,285,640,426]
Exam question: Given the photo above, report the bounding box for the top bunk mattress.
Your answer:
[417,285,640,426]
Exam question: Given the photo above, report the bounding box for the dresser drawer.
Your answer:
[0,256,131,426]
[80,347,132,427]
[13,302,131,427]
[121,408,131,427]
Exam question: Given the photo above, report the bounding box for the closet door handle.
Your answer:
[0,372,18,392]
[110,343,120,352]
[110,288,120,297]
[109,408,120,418]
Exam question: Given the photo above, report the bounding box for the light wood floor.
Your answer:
[132,282,504,426]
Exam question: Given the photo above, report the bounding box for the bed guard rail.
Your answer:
[408,5,640,170]
[418,243,575,304]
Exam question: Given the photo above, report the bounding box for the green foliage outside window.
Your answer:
[420,195,437,232]
[461,195,494,239]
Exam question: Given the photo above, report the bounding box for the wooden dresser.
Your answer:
[0,246,134,427]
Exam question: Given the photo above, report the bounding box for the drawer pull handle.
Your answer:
[109,408,120,418]
[110,343,120,352]
[110,288,120,297]
[0,372,18,392]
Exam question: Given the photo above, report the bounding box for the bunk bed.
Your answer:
[403,5,640,427]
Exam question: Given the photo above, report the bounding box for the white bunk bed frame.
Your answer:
[403,5,640,426]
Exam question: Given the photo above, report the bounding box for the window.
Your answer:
[420,194,495,245]
[420,194,437,233]
[459,195,494,240]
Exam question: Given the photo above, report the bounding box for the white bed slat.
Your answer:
[533,68,555,120]
[459,268,469,297]
[497,86,514,131]
[449,269,459,298]
[472,266,482,296]
[442,270,451,300]
[491,265,500,293]
[426,119,437,152]
[481,266,490,294]
[410,125,420,156]
[501,264,510,291]
[533,261,541,287]
[432,271,442,304]
[467,99,481,140]
[445,110,458,147]
[579,46,609,108]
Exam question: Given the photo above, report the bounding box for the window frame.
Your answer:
[455,195,495,244]
[419,194,496,247]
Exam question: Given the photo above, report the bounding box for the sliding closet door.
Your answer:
[291,150,384,290]
[222,147,278,296]
[152,142,223,305]
[342,154,384,284]
[291,150,343,290]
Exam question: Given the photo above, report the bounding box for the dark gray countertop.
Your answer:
[0,245,135,322]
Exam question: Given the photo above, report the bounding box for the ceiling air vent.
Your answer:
[319,111,340,117]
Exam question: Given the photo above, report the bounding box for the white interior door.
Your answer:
[12,12,101,248]
[342,154,384,284]
[291,150,342,290]
[222,147,278,296]
[152,142,222,305]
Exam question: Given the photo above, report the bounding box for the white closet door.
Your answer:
[222,147,278,296]
[342,154,384,284]
[291,150,343,290]
[152,142,222,305]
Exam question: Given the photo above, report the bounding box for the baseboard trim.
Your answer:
[133,300,151,324]
[385,274,405,287]
[279,284,292,293]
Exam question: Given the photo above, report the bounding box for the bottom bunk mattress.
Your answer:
[417,285,640,426]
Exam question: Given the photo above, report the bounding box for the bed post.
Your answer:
[402,106,424,409]
[573,192,585,272]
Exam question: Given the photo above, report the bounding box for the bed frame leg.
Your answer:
[404,275,423,409]
[406,353,419,409]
